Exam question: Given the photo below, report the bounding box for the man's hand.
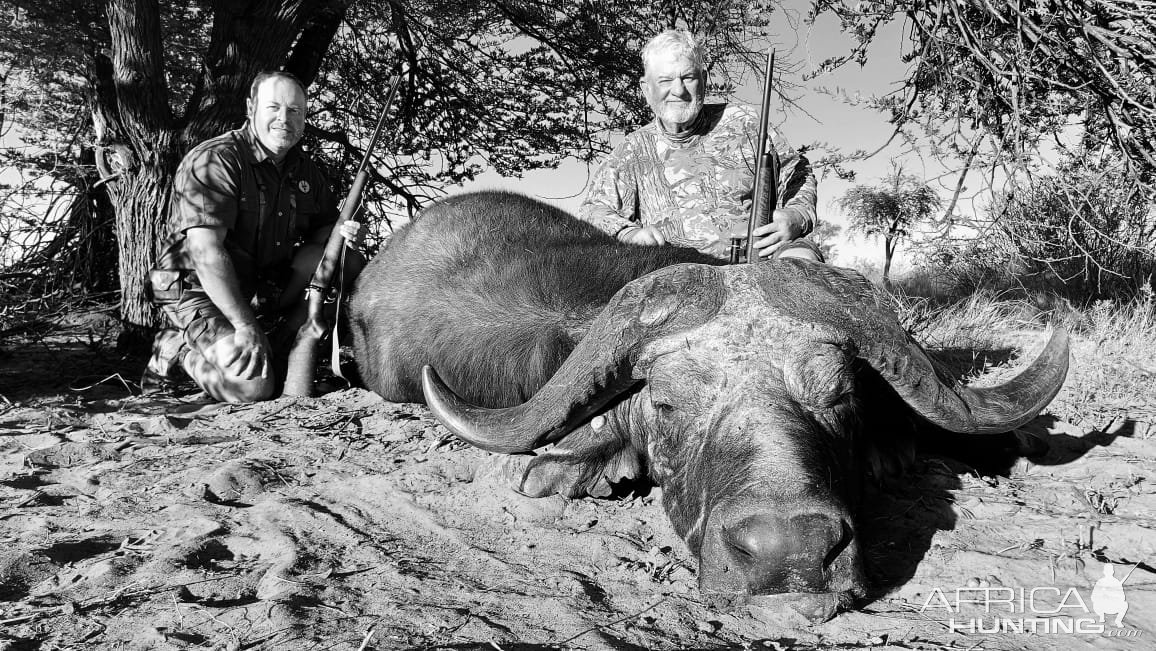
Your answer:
[618,225,666,246]
[208,324,271,380]
[339,220,364,250]
[752,209,803,258]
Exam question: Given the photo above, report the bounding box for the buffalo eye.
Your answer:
[653,401,677,418]
[785,345,854,409]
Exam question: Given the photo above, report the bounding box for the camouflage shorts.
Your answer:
[161,278,291,366]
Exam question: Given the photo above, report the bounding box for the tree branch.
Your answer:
[285,0,353,87]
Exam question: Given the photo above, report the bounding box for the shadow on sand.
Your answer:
[857,411,1132,601]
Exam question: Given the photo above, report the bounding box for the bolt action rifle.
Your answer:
[282,75,402,397]
[732,48,779,265]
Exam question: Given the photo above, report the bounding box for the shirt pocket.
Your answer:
[292,185,321,238]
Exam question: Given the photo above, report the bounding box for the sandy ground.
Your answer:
[0,316,1154,650]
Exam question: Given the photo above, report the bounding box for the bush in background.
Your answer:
[899,157,1155,307]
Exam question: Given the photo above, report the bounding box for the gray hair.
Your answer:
[641,29,705,72]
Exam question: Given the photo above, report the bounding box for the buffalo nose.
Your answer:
[721,512,850,592]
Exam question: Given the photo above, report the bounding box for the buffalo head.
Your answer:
[420,260,1068,617]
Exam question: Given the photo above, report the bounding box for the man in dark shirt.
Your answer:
[143,71,362,402]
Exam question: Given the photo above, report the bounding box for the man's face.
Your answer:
[641,51,705,130]
[247,77,306,161]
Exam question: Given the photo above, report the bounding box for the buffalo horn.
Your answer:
[422,264,727,453]
[749,261,1070,434]
[862,328,1069,433]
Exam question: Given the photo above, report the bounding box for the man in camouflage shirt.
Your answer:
[579,29,820,261]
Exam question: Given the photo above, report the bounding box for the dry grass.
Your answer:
[1052,290,1156,432]
[891,285,1155,436]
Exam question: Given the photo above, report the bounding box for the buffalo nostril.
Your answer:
[822,518,854,570]
[722,512,850,592]
[722,514,790,566]
[789,512,848,568]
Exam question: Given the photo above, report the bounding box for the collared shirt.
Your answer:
[578,103,817,259]
[160,125,337,296]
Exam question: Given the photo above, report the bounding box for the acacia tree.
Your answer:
[1,0,783,340]
[837,164,942,284]
[809,0,1156,176]
[808,0,1156,286]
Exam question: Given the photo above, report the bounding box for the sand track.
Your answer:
[1,343,1154,649]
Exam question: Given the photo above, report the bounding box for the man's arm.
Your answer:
[776,147,817,237]
[751,129,818,257]
[577,156,636,235]
[578,144,665,246]
[184,225,269,379]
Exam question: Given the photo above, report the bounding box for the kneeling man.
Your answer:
[143,71,362,402]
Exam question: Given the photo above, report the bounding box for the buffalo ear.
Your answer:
[519,428,645,499]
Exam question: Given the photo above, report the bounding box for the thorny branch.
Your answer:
[810,0,1156,286]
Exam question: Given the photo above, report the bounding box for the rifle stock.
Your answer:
[282,75,401,397]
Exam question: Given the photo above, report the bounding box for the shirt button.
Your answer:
[278,211,283,216]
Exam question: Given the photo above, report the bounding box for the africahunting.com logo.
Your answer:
[918,563,1142,637]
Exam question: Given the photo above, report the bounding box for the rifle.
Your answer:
[737,48,779,265]
[282,75,402,397]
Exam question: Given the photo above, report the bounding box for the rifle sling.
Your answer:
[330,244,347,381]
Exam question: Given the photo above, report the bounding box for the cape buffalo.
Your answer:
[348,190,1069,620]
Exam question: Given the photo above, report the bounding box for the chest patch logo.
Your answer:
[298,179,311,194]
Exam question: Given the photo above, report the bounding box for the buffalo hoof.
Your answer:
[471,454,596,498]
[519,457,589,498]
[518,445,645,499]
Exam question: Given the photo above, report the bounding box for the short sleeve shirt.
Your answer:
[578,103,817,259]
[160,125,337,296]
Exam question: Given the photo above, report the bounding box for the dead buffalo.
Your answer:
[348,190,1068,619]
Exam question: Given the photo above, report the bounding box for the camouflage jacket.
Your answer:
[578,103,817,258]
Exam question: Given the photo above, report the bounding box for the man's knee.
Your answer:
[295,242,365,278]
[284,244,365,304]
[280,242,327,309]
[336,249,366,292]
[291,242,325,277]
[777,246,821,262]
[775,239,824,263]
[184,336,275,403]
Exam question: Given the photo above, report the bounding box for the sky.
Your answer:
[454,6,963,272]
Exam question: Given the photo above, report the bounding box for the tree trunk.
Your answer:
[104,162,177,329]
[882,234,895,286]
[98,0,174,337]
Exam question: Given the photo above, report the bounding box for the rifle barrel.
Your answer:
[354,75,402,179]
[744,48,776,264]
